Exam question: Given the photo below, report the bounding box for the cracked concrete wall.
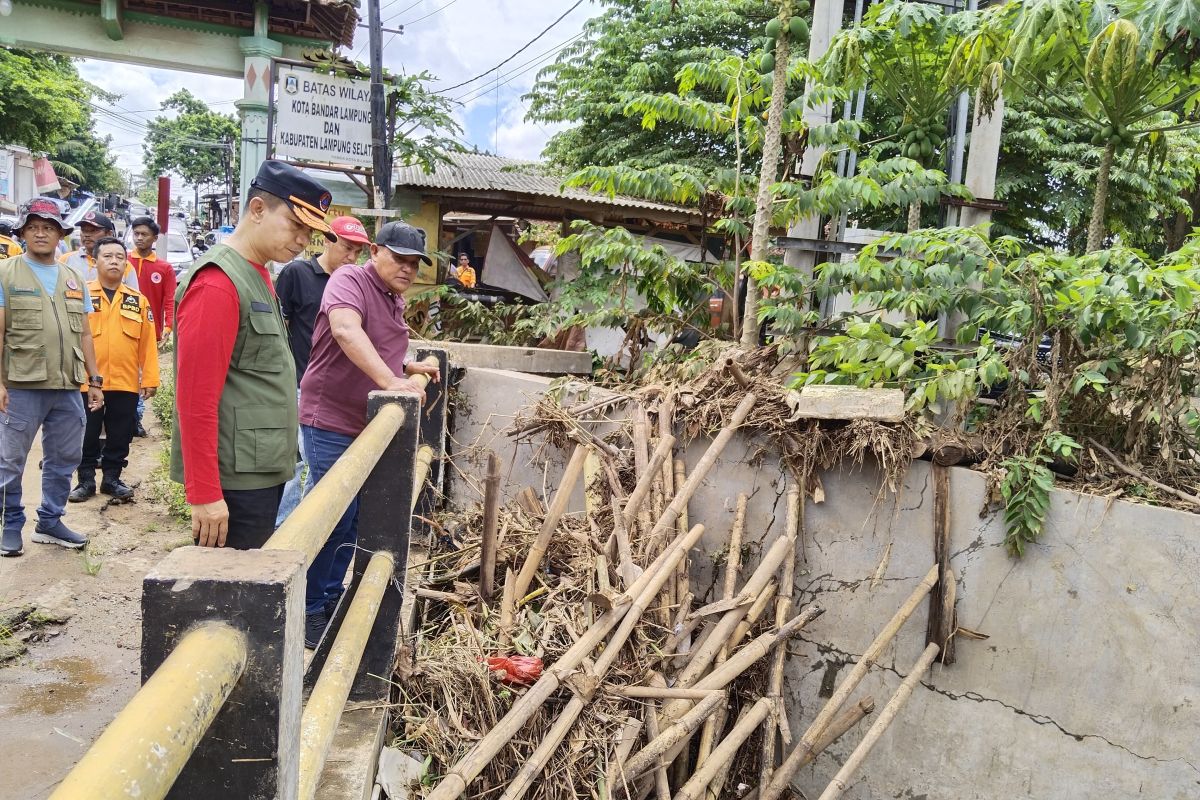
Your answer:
[450,368,1200,799]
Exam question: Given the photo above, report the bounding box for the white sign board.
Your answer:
[274,65,374,170]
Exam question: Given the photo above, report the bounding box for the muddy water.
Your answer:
[7,657,105,717]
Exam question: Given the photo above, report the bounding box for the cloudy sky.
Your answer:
[81,0,596,191]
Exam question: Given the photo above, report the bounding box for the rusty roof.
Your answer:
[124,1,359,47]
[393,153,701,219]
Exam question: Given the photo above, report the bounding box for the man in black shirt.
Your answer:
[274,215,371,526]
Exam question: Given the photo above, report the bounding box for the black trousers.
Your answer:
[199,484,284,550]
[79,390,139,479]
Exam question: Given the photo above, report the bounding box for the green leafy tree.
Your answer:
[821,0,983,231]
[527,0,775,171]
[963,0,1200,252]
[384,69,466,177]
[52,116,122,193]
[0,48,90,152]
[143,90,239,197]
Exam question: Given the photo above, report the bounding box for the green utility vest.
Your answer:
[170,244,298,491]
[0,255,88,390]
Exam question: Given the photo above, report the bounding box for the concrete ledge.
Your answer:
[315,706,389,800]
[412,340,593,375]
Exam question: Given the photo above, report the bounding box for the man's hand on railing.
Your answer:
[404,360,440,384]
[193,500,230,547]
[382,375,427,404]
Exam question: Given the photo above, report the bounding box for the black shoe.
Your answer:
[69,482,96,503]
[134,421,148,437]
[304,610,329,650]
[100,476,134,502]
[324,590,345,620]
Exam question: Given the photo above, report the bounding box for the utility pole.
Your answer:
[367,0,391,232]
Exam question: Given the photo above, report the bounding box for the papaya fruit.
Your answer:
[760,53,775,73]
[766,19,781,38]
[790,17,809,40]
[797,0,811,11]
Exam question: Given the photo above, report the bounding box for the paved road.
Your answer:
[0,411,189,800]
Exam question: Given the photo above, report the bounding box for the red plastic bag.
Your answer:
[486,655,543,685]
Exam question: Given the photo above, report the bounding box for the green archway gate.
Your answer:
[1,0,358,203]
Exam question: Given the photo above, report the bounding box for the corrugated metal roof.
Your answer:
[393,153,700,217]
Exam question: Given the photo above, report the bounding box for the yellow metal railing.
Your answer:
[296,442,434,799]
[49,623,248,800]
[53,354,443,800]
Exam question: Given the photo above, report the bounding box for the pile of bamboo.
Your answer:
[397,383,943,800]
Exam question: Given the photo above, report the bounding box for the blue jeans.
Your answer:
[302,424,359,616]
[0,389,85,533]
[275,389,307,528]
[136,394,145,420]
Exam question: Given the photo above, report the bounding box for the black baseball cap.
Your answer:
[78,210,115,233]
[249,160,333,235]
[130,216,160,235]
[15,198,72,235]
[376,221,432,265]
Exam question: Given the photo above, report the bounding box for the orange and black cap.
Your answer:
[249,160,334,235]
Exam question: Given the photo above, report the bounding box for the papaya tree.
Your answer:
[966,0,1200,252]
[821,0,982,231]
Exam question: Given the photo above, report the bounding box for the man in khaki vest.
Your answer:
[0,199,105,557]
[171,160,334,549]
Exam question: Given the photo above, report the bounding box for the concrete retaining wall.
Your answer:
[449,367,1200,800]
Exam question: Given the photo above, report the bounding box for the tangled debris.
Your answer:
[390,355,949,800]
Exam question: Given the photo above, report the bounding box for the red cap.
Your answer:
[329,216,371,245]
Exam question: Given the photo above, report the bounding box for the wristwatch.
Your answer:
[88,375,104,388]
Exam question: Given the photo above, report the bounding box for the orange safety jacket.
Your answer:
[81,279,160,394]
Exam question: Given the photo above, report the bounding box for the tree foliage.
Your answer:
[526,0,775,171]
[143,90,240,195]
[0,49,91,152]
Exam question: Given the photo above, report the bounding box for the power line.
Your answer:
[381,0,424,24]
[452,30,584,105]
[436,0,586,94]
[399,0,458,26]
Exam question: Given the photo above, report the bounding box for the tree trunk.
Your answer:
[740,0,794,349]
[1085,143,1116,253]
[907,200,922,233]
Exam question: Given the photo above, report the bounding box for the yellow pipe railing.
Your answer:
[265,355,438,566]
[295,443,435,797]
[55,355,442,800]
[296,551,394,800]
[49,623,247,800]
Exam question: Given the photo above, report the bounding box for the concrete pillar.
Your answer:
[958,93,1005,229]
[237,4,281,208]
[414,346,451,498]
[327,392,421,701]
[782,0,845,281]
[142,547,306,800]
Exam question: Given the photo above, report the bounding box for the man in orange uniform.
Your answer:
[69,237,159,502]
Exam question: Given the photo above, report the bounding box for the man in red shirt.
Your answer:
[127,216,175,341]
[171,161,334,549]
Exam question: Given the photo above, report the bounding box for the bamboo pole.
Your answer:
[725,580,777,653]
[584,448,605,516]
[696,493,747,771]
[623,607,824,796]
[645,675,672,800]
[760,484,802,787]
[499,525,707,800]
[660,604,821,733]
[670,533,794,693]
[510,444,589,602]
[622,434,677,531]
[816,644,940,800]
[498,567,517,646]
[613,690,726,787]
[480,452,502,603]
[428,399,755,800]
[758,565,940,800]
[675,698,773,800]
[632,406,653,535]
[614,686,722,700]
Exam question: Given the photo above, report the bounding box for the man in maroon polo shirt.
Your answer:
[298,221,439,648]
